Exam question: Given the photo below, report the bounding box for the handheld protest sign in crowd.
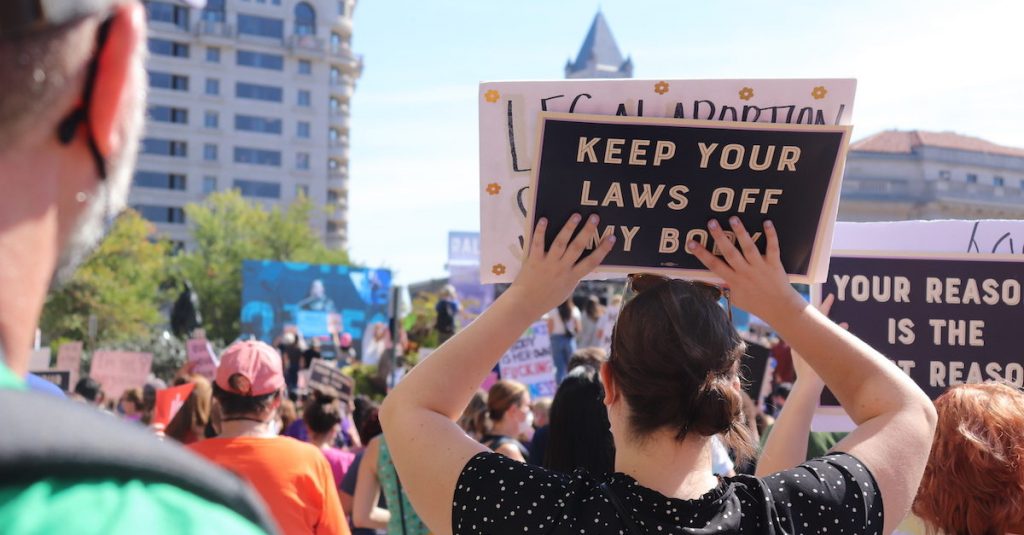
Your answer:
[528,114,850,282]
[479,78,857,283]
[497,321,558,398]
[817,252,1024,404]
[89,351,153,400]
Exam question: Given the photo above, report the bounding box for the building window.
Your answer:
[134,171,187,190]
[938,170,951,180]
[330,66,341,83]
[238,14,284,38]
[135,204,186,224]
[236,50,285,70]
[206,47,221,63]
[205,78,220,96]
[298,59,312,75]
[328,158,339,170]
[148,105,188,124]
[149,71,188,91]
[203,143,218,161]
[202,176,218,194]
[966,173,978,184]
[297,89,311,107]
[297,121,311,138]
[145,1,189,31]
[995,176,1005,187]
[235,114,283,134]
[234,147,282,166]
[148,38,189,58]
[329,97,340,112]
[201,0,226,22]
[141,138,187,157]
[294,2,317,35]
[328,128,339,142]
[233,179,281,199]
[296,152,310,170]
[236,82,283,102]
[296,184,309,197]
[327,221,341,234]
[327,190,339,203]
[331,32,341,51]
[204,111,219,129]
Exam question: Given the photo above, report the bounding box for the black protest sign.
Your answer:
[529,113,850,282]
[308,358,354,403]
[31,370,71,392]
[741,341,772,404]
[818,253,1024,404]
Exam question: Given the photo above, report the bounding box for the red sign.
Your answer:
[152,383,196,428]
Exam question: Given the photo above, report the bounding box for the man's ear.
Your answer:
[599,362,618,406]
[90,2,145,158]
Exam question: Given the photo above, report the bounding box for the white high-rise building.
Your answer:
[137,0,359,250]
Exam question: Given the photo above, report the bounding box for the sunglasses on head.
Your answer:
[622,273,732,323]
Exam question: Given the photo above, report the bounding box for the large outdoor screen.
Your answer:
[241,260,392,356]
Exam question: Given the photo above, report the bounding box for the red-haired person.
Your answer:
[909,383,1024,535]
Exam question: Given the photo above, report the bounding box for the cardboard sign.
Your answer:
[817,252,1024,404]
[498,321,557,398]
[186,338,219,381]
[479,78,857,283]
[89,350,153,400]
[55,342,83,388]
[529,114,850,282]
[152,383,196,429]
[30,370,71,392]
[307,358,354,403]
[29,348,51,370]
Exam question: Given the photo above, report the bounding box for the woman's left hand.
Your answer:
[508,214,616,318]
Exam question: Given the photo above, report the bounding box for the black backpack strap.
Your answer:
[0,389,278,534]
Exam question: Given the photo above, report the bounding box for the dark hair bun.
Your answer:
[686,376,743,437]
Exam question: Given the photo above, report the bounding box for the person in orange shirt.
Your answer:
[190,341,349,535]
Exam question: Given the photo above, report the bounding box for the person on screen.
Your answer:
[298,279,336,313]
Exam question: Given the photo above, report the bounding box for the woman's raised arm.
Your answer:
[690,217,936,535]
[380,214,615,534]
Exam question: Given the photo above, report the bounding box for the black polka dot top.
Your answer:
[452,452,882,534]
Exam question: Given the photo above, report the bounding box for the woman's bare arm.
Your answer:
[380,214,615,534]
[352,437,390,530]
[692,217,936,534]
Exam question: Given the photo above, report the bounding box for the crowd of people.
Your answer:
[2,1,1024,534]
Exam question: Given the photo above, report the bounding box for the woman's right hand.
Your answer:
[508,213,615,319]
[687,216,806,323]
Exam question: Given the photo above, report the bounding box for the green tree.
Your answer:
[175,190,351,342]
[40,210,170,349]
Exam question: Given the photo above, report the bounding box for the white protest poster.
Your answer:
[479,78,857,283]
[186,338,219,381]
[811,219,1024,431]
[89,350,153,400]
[55,342,84,389]
[498,321,557,398]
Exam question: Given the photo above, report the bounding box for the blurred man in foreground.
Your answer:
[0,1,276,532]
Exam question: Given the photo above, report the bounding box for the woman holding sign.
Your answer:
[380,213,937,534]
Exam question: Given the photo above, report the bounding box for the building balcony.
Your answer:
[193,20,235,42]
[328,45,363,73]
[330,146,350,161]
[330,78,355,98]
[328,111,350,129]
[289,34,325,55]
[333,16,353,36]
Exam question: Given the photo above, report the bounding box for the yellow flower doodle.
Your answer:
[483,89,501,103]
[653,81,670,95]
[486,183,501,196]
[738,87,755,101]
[811,86,828,100]
[491,264,507,276]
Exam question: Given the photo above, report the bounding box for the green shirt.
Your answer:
[0,360,269,534]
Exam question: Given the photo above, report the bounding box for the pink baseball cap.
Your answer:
[339,333,353,347]
[215,341,285,397]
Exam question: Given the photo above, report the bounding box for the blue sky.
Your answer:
[346,0,1023,284]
